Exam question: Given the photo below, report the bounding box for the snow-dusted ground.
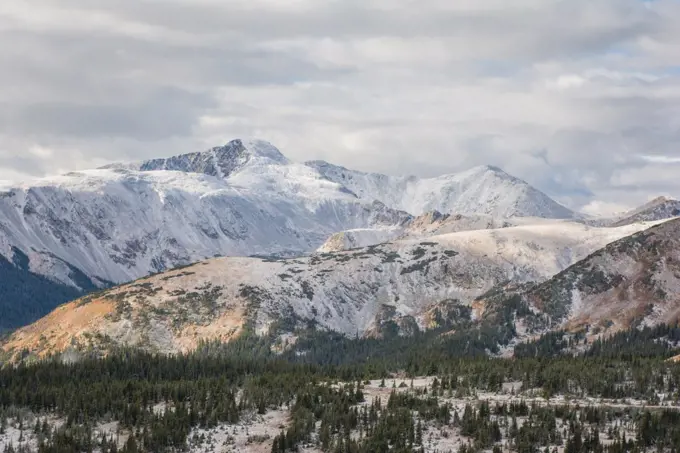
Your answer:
[0,412,46,453]
[352,377,677,453]
[358,377,680,410]
[187,409,289,453]
[0,413,127,453]
[4,375,676,453]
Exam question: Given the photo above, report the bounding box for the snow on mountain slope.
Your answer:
[610,196,680,227]
[317,227,405,253]
[124,140,575,220]
[306,161,577,219]
[0,168,409,289]
[0,138,591,332]
[0,138,579,290]
[1,219,662,359]
[0,140,414,333]
[514,218,680,334]
[408,220,665,280]
[317,211,573,253]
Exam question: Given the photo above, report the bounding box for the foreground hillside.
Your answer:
[0,220,665,361]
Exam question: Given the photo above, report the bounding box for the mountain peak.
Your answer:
[307,160,574,219]
[236,139,290,165]
[462,164,513,180]
[477,164,505,173]
[105,139,290,179]
[610,196,680,227]
[646,195,677,206]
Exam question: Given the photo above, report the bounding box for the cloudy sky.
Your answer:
[0,0,679,214]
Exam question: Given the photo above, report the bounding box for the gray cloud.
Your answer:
[0,88,212,140]
[0,0,679,215]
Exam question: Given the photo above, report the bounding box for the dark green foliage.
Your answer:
[585,323,680,359]
[2,310,680,452]
[410,247,427,260]
[514,331,572,358]
[515,324,680,360]
[0,342,679,452]
[0,251,98,331]
[400,257,438,275]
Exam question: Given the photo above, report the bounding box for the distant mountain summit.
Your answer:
[103,139,576,220]
[306,161,577,219]
[611,196,680,227]
[105,139,289,178]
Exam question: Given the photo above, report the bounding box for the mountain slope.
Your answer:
[510,218,680,335]
[306,161,577,218]
[0,220,660,360]
[317,212,571,253]
[610,196,680,227]
[0,166,409,284]
[0,140,411,329]
[0,138,581,330]
[0,248,97,333]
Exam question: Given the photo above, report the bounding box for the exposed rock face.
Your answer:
[519,218,680,334]
[610,197,680,227]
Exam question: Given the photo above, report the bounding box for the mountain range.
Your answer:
[0,139,586,330]
[1,138,679,357]
[2,217,676,361]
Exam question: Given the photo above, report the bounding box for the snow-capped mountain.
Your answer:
[2,140,424,281]
[104,139,291,177]
[0,140,580,291]
[306,161,578,219]
[0,219,663,359]
[0,140,418,329]
[0,138,585,329]
[609,196,680,227]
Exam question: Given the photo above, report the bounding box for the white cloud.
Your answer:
[550,75,588,90]
[580,200,633,218]
[639,155,680,164]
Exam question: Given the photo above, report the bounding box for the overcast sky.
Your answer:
[0,0,679,214]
